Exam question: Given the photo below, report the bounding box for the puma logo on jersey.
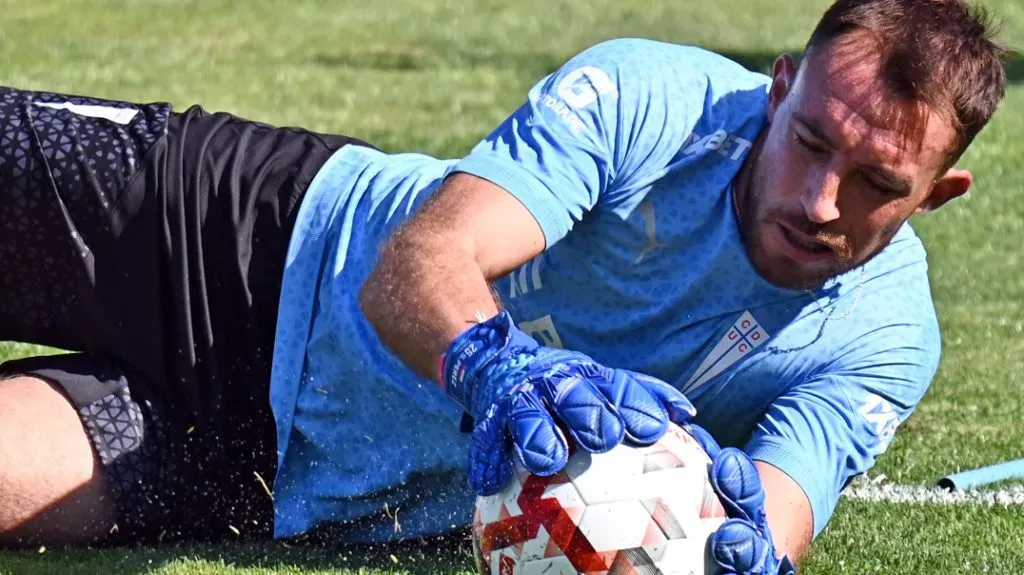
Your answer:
[634,200,669,264]
[683,311,770,394]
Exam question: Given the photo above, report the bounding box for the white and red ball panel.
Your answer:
[473,423,728,575]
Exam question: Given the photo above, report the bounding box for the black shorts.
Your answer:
[0,86,373,542]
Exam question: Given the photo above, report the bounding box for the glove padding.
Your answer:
[442,311,696,495]
[688,425,796,575]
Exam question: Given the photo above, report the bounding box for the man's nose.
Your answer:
[801,168,841,224]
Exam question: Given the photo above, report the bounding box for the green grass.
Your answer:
[2,0,1024,573]
[2,503,1023,574]
[804,502,1024,573]
[0,537,478,575]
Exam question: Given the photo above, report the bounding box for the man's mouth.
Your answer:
[774,221,837,263]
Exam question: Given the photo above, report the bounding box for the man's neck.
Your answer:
[732,130,767,225]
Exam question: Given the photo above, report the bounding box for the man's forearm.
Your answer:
[360,173,546,383]
[754,461,814,564]
[360,224,500,381]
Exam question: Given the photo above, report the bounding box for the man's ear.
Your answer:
[917,168,972,213]
[767,54,796,122]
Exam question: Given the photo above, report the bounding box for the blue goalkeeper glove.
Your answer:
[442,310,696,496]
[688,426,797,575]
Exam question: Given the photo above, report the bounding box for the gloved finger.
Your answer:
[686,423,723,459]
[627,370,697,425]
[535,367,625,454]
[709,447,767,526]
[589,368,668,446]
[468,400,516,496]
[506,387,570,476]
[707,518,771,575]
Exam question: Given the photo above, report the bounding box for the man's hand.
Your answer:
[689,426,797,575]
[442,310,696,495]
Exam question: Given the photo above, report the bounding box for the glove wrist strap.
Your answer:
[442,310,526,415]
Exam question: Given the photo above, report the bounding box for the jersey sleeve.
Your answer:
[744,317,941,537]
[451,39,702,247]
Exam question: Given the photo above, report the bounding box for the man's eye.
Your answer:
[864,176,900,197]
[794,132,826,154]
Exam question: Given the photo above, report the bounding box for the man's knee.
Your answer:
[0,374,118,547]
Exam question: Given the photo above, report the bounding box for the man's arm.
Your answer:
[698,296,940,574]
[362,39,711,495]
[740,313,938,561]
[359,172,545,381]
[756,461,814,563]
[363,38,702,383]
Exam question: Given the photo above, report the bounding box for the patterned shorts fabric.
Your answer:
[0,87,170,350]
[0,354,176,541]
[78,382,175,538]
[0,85,368,542]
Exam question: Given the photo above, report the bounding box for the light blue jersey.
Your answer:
[269,39,941,542]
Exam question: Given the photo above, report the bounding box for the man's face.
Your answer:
[739,34,971,290]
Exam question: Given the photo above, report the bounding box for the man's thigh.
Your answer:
[0,373,118,547]
[0,353,272,545]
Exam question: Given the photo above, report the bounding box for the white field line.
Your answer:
[842,480,1024,506]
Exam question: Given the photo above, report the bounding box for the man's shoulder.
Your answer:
[577,39,761,72]
[812,223,940,370]
[568,39,771,95]
[863,222,935,306]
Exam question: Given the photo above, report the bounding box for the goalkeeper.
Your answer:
[0,1,1007,572]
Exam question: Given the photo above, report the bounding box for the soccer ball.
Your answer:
[472,423,727,575]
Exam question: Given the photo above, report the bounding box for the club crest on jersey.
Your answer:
[683,311,770,394]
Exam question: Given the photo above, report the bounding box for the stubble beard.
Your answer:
[733,146,904,291]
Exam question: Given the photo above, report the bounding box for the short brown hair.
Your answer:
[805,0,1008,166]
